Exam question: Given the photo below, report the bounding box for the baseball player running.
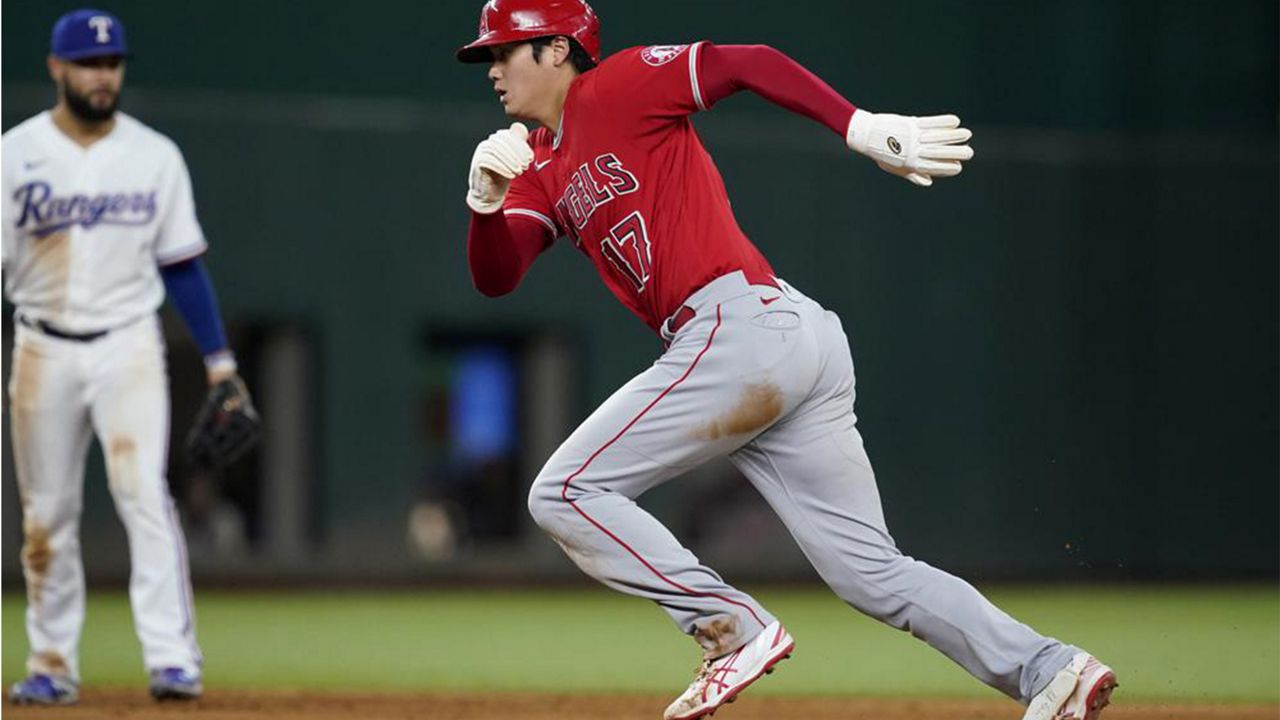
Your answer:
[458,2,1119,719]
[3,8,253,705]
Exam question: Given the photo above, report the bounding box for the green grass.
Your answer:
[3,586,1277,703]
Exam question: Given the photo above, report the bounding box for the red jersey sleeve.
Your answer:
[502,175,561,239]
[468,211,551,297]
[501,126,563,240]
[589,42,714,120]
[698,44,856,138]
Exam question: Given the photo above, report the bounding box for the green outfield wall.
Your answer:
[2,1,1276,581]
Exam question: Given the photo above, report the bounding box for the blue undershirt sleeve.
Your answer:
[160,256,231,360]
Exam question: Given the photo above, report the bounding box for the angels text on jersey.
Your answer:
[552,152,652,291]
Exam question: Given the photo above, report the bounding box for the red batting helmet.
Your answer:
[456,0,600,65]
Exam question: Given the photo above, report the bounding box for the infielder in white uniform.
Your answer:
[3,8,247,705]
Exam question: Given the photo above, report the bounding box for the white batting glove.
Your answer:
[466,122,534,214]
[846,110,974,187]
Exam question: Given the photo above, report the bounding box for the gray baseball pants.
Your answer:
[527,271,1075,702]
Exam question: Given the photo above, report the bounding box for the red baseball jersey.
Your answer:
[502,41,775,334]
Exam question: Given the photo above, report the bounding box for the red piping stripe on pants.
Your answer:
[559,304,767,630]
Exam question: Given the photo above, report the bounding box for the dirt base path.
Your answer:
[5,689,1277,720]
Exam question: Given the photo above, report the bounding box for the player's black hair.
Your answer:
[529,36,597,73]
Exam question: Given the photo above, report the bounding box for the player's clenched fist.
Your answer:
[466,122,535,214]
[846,110,974,187]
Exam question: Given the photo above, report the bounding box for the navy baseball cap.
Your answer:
[51,9,129,60]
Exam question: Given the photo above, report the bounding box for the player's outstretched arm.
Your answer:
[699,44,973,187]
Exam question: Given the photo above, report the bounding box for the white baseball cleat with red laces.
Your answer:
[663,620,795,720]
[1022,652,1118,720]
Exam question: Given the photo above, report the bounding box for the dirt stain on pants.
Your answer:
[691,383,783,441]
[22,519,52,606]
[107,436,140,498]
[30,650,69,677]
[693,615,743,659]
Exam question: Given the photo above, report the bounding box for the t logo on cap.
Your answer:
[51,8,130,61]
[88,16,113,44]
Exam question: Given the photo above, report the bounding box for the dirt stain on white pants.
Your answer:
[31,650,69,677]
[107,436,140,499]
[22,519,52,605]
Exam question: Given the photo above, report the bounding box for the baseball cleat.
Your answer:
[9,673,79,705]
[148,667,203,701]
[1022,652,1117,720]
[663,620,794,720]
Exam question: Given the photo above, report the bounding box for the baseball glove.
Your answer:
[185,375,261,470]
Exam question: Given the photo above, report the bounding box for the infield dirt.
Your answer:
[4,690,1278,720]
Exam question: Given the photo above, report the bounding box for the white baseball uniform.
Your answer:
[3,111,204,680]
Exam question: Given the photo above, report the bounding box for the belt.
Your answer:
[659,270,781,346]
[660,305,697,345]
[18,314,110,342]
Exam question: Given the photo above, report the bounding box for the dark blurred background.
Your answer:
[3,0,1277,585]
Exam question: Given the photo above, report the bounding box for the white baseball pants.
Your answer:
[8,315,201,680]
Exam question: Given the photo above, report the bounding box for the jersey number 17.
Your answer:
[600,210,653,292]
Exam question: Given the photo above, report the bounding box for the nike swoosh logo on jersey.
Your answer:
[761,296,781,305]
[534,158,552,171]
[23,159,47,171]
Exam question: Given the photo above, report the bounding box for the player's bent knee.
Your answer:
[526,472,567,532]
[528,451,611,534]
